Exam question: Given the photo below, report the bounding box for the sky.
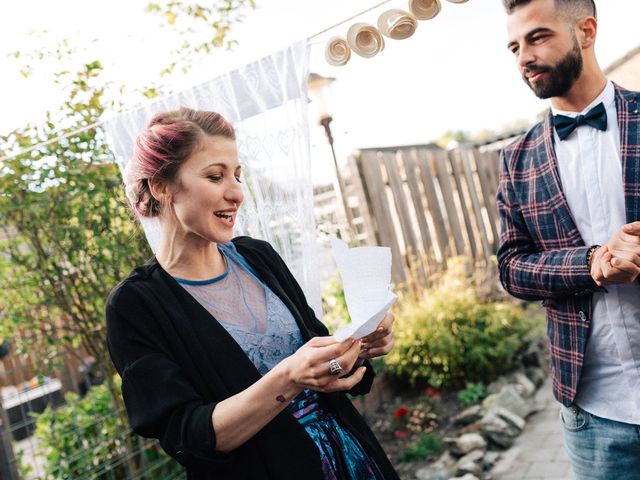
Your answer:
[1,0,639,184]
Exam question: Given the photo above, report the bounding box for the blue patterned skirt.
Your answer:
[287,389,384,480]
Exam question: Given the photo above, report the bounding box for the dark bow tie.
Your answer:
[553,102,607,141]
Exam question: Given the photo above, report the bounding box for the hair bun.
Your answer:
[124,184,140,205]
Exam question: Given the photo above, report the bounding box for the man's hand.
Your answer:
[622,221,640,237]
[591,222,640,285]
[608,221,640,268]
[592,246,640,286]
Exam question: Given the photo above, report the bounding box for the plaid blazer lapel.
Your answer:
[537,112,585,246]
[615,85,640,223]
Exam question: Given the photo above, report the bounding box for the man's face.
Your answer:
[507,0,584,99]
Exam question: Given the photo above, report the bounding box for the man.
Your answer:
[497,0,640,477]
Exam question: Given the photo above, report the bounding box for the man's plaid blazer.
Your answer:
[496,84,640,407]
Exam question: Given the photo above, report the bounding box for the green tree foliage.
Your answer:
[30,380,183,480]
[0,0,256,384]
[0,59,148,371]
[0,58,152,476]
[146,0,257,75]
[433,129,469,148]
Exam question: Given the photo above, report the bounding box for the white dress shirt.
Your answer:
[552,80,640,425]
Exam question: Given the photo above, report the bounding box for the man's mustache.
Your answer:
[523,64,550,77]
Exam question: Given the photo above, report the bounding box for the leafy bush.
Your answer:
[458,382,489,406]
[384,258,543,389]
[30,381,182,480]
[400,433,443,462]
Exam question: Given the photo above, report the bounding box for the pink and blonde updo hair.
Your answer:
[124,107,235,218]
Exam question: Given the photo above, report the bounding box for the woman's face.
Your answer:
[164,134,244,245]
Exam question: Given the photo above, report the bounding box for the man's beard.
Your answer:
[523,39,583,99]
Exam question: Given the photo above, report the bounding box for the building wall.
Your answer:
[606,47,640,91]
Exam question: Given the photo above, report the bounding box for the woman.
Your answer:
[106,107,399,480]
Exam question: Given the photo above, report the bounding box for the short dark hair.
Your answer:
[502,0,597,21]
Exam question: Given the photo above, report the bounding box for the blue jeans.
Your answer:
[560,404,640,480]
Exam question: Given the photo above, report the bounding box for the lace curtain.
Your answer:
[103,41,322,315]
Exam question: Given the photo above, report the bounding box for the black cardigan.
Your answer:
[106,236,399,480]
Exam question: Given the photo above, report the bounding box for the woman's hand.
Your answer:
[359,312,395,360]
[282,336,366,393]
[213,337,365,452]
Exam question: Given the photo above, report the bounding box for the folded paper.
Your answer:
[330,238,397,341]
[408,0,442,20]
[377,9,418,40]
[346,23,385,58]
[325,36,352,66]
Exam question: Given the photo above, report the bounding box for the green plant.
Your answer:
[458,381,489,406]
[321,272,351,334]
[400,433,443,462]
[384,258,544,389]
[31,381,182,480]
[16,449,32,479]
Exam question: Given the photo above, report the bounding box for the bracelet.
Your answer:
[586,245,600,269]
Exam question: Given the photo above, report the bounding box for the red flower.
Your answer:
[425,387,441,398]
[393,406,409,420]
[393,429,410,439]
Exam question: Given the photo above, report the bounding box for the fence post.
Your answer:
[0,403,20,480]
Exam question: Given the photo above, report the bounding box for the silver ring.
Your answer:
[329,359,343,376]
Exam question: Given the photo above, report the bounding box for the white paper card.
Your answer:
[330,238,397,341]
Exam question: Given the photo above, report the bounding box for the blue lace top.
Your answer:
[174,242,304,375]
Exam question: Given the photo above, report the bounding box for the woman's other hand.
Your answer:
[359,312,395,360]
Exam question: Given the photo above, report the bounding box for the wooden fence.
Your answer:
[345,136,520,285]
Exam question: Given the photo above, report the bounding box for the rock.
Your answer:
[488,371,536,398]
[479,411,519,448]
[457,449,485,464]
[511,372,536,398]
[525,366,547,388]
[448,474,480,480]
[415,451,457,480]
[456,460,482,477]
[459,421,482,434]
[445,433,487,456]
[483,451,501,470]
[487,377,508,395]
[415,467,452,480]
[455,449,484,476]
[483,385,534,419]
[521,335,547,368]
[492,406,525,432]
[453,405,484,426]
[432,451,457,470]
